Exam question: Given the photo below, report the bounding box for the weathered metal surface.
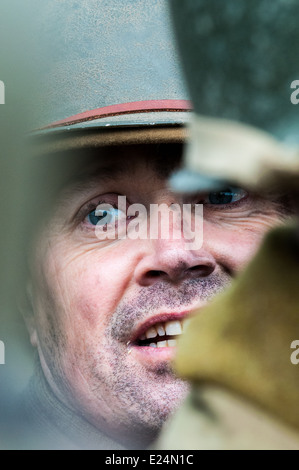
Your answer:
[31,0,190,131]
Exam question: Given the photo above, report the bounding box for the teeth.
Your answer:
[157,324,166,336]
[165,320,182,336]
[156,339,177,347]
[145,327,157,339]
[157,340,167,348]
[140,319,188,346]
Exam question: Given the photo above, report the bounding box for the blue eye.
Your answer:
[86,205,122,227]
[207,188,247,205]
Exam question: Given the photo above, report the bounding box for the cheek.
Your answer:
[45,242,137,334]
[202,216,279,273]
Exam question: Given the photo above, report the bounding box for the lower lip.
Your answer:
[130,344,177,366]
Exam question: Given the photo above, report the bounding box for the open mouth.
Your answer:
[133,318,191,348]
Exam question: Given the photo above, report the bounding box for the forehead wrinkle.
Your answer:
[59,139,182,200]
[74,160,135,190]
[59,161,139,205]
[64,155,163,198]
[51,151,181,220]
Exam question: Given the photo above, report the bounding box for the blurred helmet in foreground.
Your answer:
[169,0,299,192]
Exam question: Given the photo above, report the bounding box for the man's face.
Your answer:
[29,145,291,447]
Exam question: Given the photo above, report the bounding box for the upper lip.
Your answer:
[130,309,195,345]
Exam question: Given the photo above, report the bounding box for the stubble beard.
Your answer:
[85,273,231,446]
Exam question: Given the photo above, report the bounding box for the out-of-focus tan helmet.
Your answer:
[168,0,299,193]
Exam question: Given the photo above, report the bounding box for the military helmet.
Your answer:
[169,0,299,192]
[31,0,192,155]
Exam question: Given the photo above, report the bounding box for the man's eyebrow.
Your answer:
[66,161,132,195]
[85,159,134,180]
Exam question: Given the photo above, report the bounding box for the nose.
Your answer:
[134,238,216,287]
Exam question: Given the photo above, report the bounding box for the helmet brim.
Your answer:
[31,100,192,155]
